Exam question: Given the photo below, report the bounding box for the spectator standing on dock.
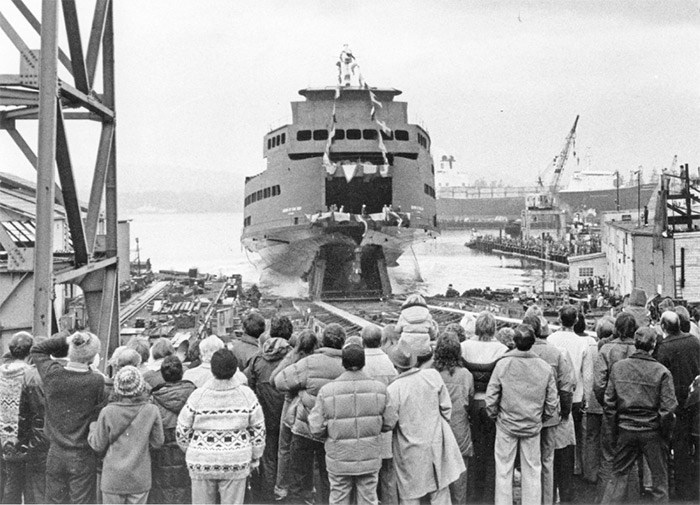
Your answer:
[88,366,164,504]
[270,329,319,502]
[361,324,399,503]
[622,287,650,328]
[0,332,33,503]
[149,356,196,504]
[547,304,594,502]
[177,349,265,504]
[17,335,53,504]
[460,310,507,503]
[433,333,474,505]
[244,315,293,503]
[600,328,677,503]
[274,323,346,504]
[485,324,559,505]
[385,339,465,505]
[582,316,614,485]
[144,338,175,390]
[524,314,575,505]
[654,310,700,501]
[593,312,637,500]
[183,335,247,388]
[126,337,151,377]
[230,311,266,372]
[395,294,438,358]
[31,332,105,504]
[309,343,391,505]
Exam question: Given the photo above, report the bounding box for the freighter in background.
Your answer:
[436,118,658,229]
[241,48,438,299]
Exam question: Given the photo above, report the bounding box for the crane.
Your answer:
[529,115,580,210]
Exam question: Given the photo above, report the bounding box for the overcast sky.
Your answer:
[1,0,699,197]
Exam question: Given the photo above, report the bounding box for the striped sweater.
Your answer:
[176,376,265,480]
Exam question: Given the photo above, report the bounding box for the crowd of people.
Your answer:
[0,289,698,504]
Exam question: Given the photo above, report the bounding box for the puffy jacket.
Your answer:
[273,347,345,440]
[594,338,636,407]
[395,304,438,356]
[150,380,196,504]
[308,370,390,475]
[604,351,677,434]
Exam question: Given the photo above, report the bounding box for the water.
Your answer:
[126,212,567,298]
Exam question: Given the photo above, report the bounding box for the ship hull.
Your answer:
[242,220,434,277]
[437,184,657,224]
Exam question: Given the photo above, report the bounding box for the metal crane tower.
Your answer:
[0,0,119,362]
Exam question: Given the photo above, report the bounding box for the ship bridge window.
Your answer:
[381,130,393,140]
[346,129,361,140]
[297,130,312,141]
[281,133,286,144]
[244,216,251,227]
[424,184,435,198]
[244,184,282,207]
[363,129,378,140]
[417,133,428,149]
[395,130,409,141]
[333,129,345,140]
[313,129,329,141]
[579,267,594,277]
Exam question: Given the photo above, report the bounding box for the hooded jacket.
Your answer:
[623,288,650,328]
[88,396,164,494]
[245,337,291,436]
[273,347,345,440]
[150,380,196,504]
[395,303,438,357]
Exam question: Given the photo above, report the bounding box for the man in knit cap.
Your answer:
[309,342,391,505]
[89,366,164,503]
[30,332,105,503]
[0,332,33,503]
[177,348,265,504]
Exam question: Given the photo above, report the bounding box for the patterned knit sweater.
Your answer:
[0,361,28,452]
[176,376,265,480]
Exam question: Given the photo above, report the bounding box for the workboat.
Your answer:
[241,47,438,299]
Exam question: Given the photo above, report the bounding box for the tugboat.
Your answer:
[241,47,438,299]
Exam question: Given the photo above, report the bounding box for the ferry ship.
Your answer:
[241,48,438,298]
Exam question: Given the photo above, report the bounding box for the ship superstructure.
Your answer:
[241,49,438,298]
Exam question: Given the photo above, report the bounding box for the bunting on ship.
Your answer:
[325,46,393,180]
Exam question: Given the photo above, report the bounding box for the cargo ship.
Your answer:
[241,48,438,299]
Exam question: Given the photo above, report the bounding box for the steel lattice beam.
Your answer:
[0,0,119,364]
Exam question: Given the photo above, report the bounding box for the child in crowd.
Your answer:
[89,366,164,504]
